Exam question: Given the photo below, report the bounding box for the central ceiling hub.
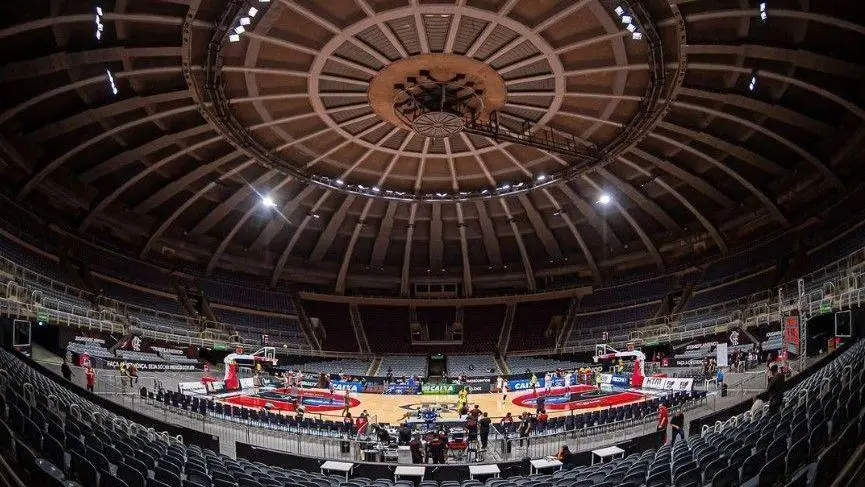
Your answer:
[368,54,507,139]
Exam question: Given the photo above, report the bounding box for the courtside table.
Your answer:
[469,464,501,480]
[320,461,354,481]
[591,446,625,465]
[394,466,426,482]
[529,458,562,474]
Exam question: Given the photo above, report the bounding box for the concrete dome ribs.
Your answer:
[0,0,863,297]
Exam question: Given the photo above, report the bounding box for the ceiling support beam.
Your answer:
[140,160,257,258]
[619,156,728,254]
[581,176,664,270]
[556,183,624,251]
[628,147,733,208]
[430,203,443,272]
[517,194,562,259]
[336,199,374,294]
[498,199,536,291]
[400,204,418,296]
[648,130,788,224]
[474,201,502,268]
[595,167,679,232]
[251,184,317,250]
[271,191,332,286]
[205,176,295,275]
[455,203,473,297]
[541,188,600,282]
[370,202,398,268]
[191,169,278,235]
[309,195,357,262]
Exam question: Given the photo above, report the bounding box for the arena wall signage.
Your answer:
[102,359,201,372]
[421,383,459,395]
[384,384,421,394]
[506,377,566,391]
[330,380,364,393]
[642,376,693,392]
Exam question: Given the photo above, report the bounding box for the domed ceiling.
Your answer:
[0,0,864,295]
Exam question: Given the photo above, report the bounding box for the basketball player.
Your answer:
[457,386,469,415]
[544,371,553,394]
[564,370,573,393]
[500,381,509,405]
[341,389,351,416]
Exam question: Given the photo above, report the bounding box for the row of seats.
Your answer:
[0,339,862,487]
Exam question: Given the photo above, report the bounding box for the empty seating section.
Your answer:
[700,234,791,285]
[579,276,674,311]
[213,308,303,340]
[461,305,505,352]
[506,356,588,373]
[116,349,164,362]
[359,306,411,352]
[296,358,370,376]
[65,340,113,359]
[377,355,426,377]
[684,270,774,311]
[509,299,570,351]
[2,337,863,487]
[0,233,65,281]
[71,242,173,292]
[446,355,498,376]
[32,283,92,310]
[302,300,357,352]
[568,303,659,344]
[200,271,293,312]
[99,280,185,316]
[807,223,865,271]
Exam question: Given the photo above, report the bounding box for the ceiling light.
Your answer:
[748,75,757,92]
[96,6,103,15]
[259,0,270,3]
[626,23,636,32]
[372,186,381,192]
[537,174,547,181]
[632,32,643,40]
[500,184,511,191]
[598,193,612,205]
[248,7,259,17]
[481,189,489,194]
[335,179,344,185]
[229,34,241,42]
[239,17,251,26]
[614,6,624,16]
[621,15,632,24]
[234,25,245,34]
[106,69,118,95]
[261,195,276,208]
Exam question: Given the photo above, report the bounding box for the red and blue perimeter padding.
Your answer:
[511,385,644,411]
[221,388,360,413]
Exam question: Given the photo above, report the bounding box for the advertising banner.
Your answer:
[609,374,630,387]
[642,376,693,392]
[421,383,459,395]
[384,384,421,395]
[506,377,566,391]
[331,380,364,393]
[102,359,201,372]
[716,343,728,367]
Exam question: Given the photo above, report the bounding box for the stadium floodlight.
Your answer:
[249,7,259,17]
[261,195,276,208]
[234,25,245,34]
[598,193,612,205]
[229,34,241,43]
[626,23,636,32]
[632,32,643,40]
[615,6,624,16]
[106,69,119,95]
[240,17,251,26]
[621,15,632,24]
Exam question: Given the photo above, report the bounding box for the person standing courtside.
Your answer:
[657,402,669,446]
[479,412,491,450]
[61,358,74,382]
[85,365,96,393]
[766,364,786,415]
[670,409,685,445]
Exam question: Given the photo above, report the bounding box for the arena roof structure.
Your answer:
[1,0,864,296]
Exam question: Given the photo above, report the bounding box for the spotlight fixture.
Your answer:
[239,17,251,26]
[248,7,259,17]
[234,25,245,34]
[94,5,105,40]
[621,15,632,24]
[615,6,624,15]
[229,34,241,43]
[748,74,758,92]
[537,174,547,181]
[759,2,767,21]
[106,69,119,95]
[261,195,276,208]
[598,193,612,205]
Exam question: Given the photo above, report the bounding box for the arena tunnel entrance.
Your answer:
[428,353,446,381]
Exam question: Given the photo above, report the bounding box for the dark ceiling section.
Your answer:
[0,0,863,297]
